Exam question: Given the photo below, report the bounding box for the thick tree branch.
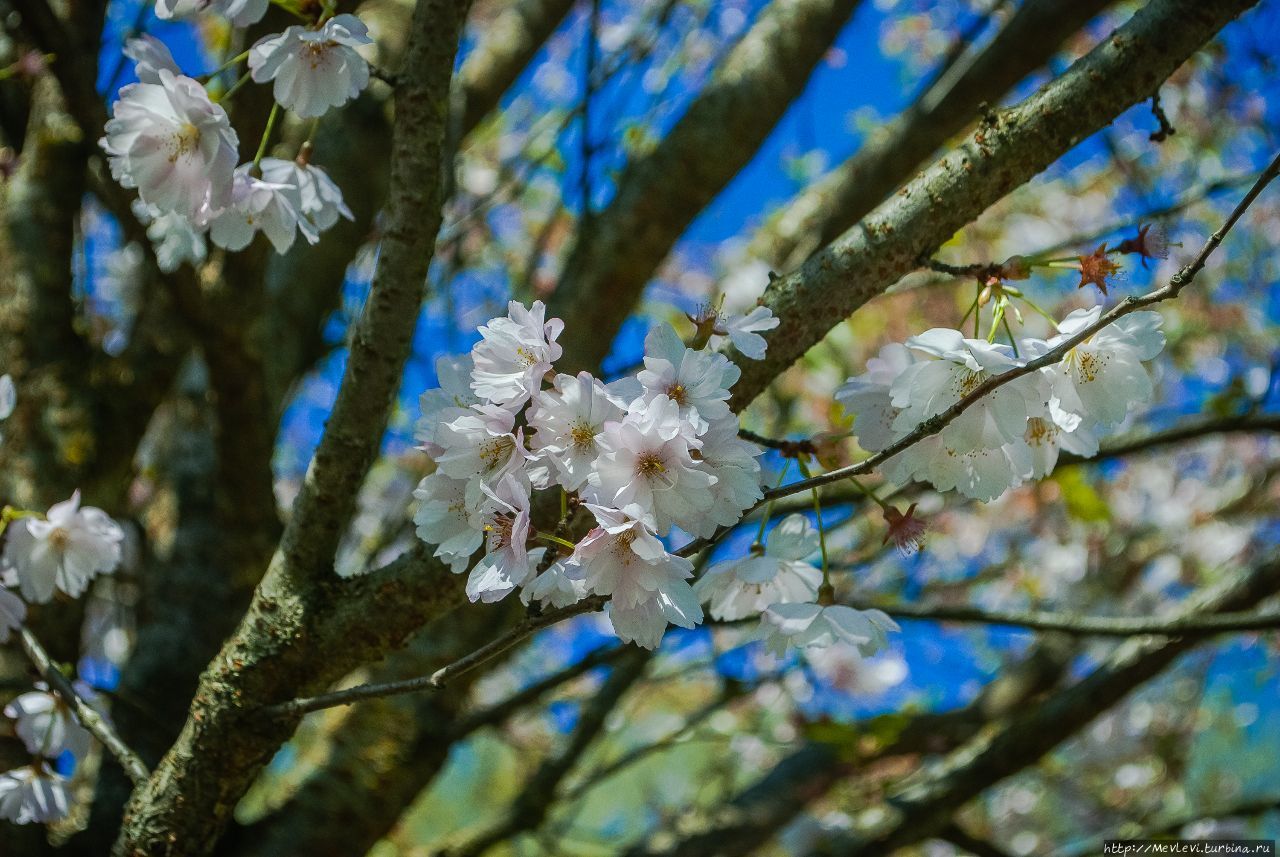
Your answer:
[622,636,1079,857]
[729,0,1261,411]
[114,1,473,852]
[751,0,1114,270]
[552,0,865,372]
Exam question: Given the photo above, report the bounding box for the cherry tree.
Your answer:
[1,0,1279,854]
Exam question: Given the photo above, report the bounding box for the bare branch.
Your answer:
[819,557,1280,856]
[263,595,608,718]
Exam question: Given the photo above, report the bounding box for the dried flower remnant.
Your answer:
[1076,244,1123,296]
[882,503,927,556]
[1115,223,1171,268]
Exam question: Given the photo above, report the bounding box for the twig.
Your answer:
[264,596,608,718]
[1148,89,1176,142]
[737,428,816,458]
[852,601,1280,637]
[18,628,150,787]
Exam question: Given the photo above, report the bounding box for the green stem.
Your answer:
[200,48,251,83]
[253,103,282,174]
[848,478,891,512]
[795,459,829,587]
[1002,313,1020,357]
[216,70,253,103]
[754,459,792,544]
[536,533,577,551]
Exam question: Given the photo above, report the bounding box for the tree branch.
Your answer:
[440,649,653,857]
[263,595,608,719]
[18,627,150,787]
[114,1,474,852]
[818,557,1280,856]
[729,0,1262,411]
[853,601,1280,637]
[737,150,1280,502]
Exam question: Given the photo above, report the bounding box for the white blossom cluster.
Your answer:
[411,300,902,657]
[100,6,370,270]
[836,307,1166,501]
[0,380,127,826]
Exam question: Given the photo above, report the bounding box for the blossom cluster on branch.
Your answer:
[837,306,1166,501]
[0,381,127,825]
[101,3,369,270]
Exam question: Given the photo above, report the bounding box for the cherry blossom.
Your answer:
[123,34,180,84]
[4,684,94,760]
[527,371,626,490]
[564,505,702,648]
[635,325,740,430]
[209,166,310,254]
[0,766,71,825]
[690,415,764,532]
[586,395,715,536]
[1047,307,1165,427]
[259,157,353,233]
[412,473,483,573]
[3,491,124,603]
[835,342,916,453]
[416,354,479,457]
[882,503,927,556]
[102,69,239,221]
[132,201,207,273]
[155,0,268,27]
[696,514,822,620]
[433,404,529,487]
[464,474,534,603]
[470,300,564,407]
[521,556,588,609]
[758,603,899,658]
[248,15,373,119]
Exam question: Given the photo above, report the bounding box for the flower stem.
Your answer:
[216,70,253,103]
[754,459,792,544]
[536,532,577,551]
[199,48,251,83]
[848,477,890,512]
[253,103,282,174]
[796,459,829,587]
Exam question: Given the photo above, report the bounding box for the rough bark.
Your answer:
[750,0,1115,270]
[551,0,865,373]
[729,0,1260,412]
[113,0,473,851]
